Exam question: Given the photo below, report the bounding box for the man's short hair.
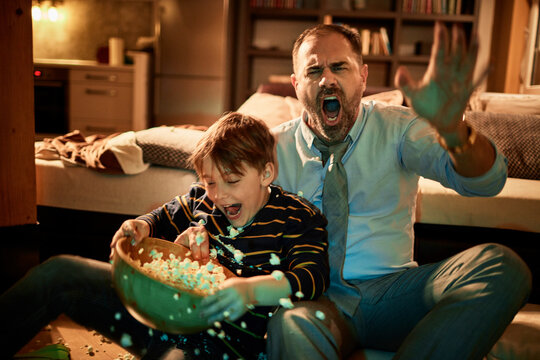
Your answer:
[190,112,275,177]
[292,24,363,72]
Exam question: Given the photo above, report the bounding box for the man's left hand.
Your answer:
[394,21,486,134]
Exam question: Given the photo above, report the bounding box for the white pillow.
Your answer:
[237,93,296,128]
[362,89,404,106]
[481,92,540,115]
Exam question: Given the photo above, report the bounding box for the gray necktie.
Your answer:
[314,137,360,316]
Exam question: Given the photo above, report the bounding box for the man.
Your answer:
[267,22,531,359]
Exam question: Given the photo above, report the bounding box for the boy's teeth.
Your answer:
[225,204,241,216]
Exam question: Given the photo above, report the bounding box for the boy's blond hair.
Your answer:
[190,112,275,177]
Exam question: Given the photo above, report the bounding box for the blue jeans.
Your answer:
[0,255,183,358]
[266,243,532,360]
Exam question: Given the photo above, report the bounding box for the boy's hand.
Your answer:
[174,225,210,262]
[110,219,150,259]
[199,277,254,324]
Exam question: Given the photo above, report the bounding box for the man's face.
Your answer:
[292,32,368,144]
[201,158,272,228]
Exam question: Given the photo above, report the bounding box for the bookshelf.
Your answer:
[227,0,479,110]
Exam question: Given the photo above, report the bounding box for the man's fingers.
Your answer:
[394,65,414,89]
[431,21,449,67]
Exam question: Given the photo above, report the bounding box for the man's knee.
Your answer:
[471,243,532,301]
[267,304,315,337]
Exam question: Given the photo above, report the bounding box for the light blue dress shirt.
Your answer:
[273,101,508,281]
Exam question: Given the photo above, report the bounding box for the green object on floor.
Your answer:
[14,344,70,359]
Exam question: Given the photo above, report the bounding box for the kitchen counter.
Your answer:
[34,58,134,71]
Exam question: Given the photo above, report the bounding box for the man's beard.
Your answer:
[302,87,361,144]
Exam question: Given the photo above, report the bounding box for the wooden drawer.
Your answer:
[70,117,131,134]
[70,69,133,84]
[69,83,132,120]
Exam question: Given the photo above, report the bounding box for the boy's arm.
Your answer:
[200,275,292,323]
[137,184,204,240]
[282,223,330,301]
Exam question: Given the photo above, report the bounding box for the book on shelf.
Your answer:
[249,0,302,9]
[402,0,465,15]
[361,29,370,55]
[379,27,391,55]
[370,32,379,55]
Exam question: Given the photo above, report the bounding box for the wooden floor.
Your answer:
[16,315,138,360]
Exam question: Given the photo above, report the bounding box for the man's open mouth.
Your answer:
[322,96,341,124]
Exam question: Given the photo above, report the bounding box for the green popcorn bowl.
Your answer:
[112,237,232,334]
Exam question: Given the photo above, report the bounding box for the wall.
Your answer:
[32,0,153,61]
[153,0,226,127]
[488,0,531,93]
[32,0,227,127]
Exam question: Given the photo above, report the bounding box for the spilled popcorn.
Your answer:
[279,298,294,309]
[120,333,133,347]
[315,310,326,320]
[269,253,280,265]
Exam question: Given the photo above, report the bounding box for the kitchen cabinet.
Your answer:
[35,51,150,136]
[228,0,480,109]
[69,68,134,133]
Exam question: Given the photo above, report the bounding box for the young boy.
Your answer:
[111,112,330,359]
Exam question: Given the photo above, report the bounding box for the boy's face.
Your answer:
[201,158,273,228]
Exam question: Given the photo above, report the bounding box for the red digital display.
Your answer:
[34,70,42,77]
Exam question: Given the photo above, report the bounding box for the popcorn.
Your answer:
[114,312,122,321]
[137,248,226,294]
[227,225,241,238]
[279,298,294,309]
[297,190,304,197]
[240,321,247,329]
[196,233,205,246]
[271,270,284,281]
[234,250,244,262]
[120,333,133,347]
[315,310,326,320]
[295,291,304,299]
[269,253,280,265]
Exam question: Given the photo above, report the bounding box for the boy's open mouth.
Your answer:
[224,203,242,219]
[322,96,341,125]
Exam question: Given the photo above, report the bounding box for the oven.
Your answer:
[33,66,69,137]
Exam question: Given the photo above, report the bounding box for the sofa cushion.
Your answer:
[135,126,205,169]
[467,112,540,180]
[416,177,540,233]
